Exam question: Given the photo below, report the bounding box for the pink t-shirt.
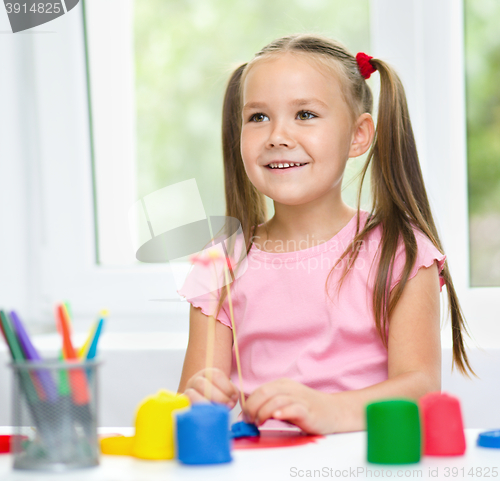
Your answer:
[177,210,446,399]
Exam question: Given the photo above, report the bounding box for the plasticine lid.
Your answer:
[477,430,500,448]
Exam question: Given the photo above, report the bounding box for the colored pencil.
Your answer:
[0,310,38,402]
[10,310,58,402]
[0,310,64,451]
[56,304,90,405]
[79,321,97,359]
[85,316,105,361]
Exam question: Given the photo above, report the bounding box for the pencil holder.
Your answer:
[10,359,100,471]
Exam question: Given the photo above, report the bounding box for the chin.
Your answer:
[270,195,310,206]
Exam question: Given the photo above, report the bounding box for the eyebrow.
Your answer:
[243,98,329,110]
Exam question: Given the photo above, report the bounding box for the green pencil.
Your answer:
[0,310,38,402]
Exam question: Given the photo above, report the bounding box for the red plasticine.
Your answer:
[233,429,324,449]
[0,435,29,454]
[0,435,10,454]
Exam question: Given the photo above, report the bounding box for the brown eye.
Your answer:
[297,111,315,120]
[250,113,268,122]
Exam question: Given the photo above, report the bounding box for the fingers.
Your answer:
[184,388,210,405]
[273,403,309,428]
[188,376,236,408]
[244,378,291,424]
[247,394,312,433]
[252,394,297,426]
[208,368,239,402]
[243,379,317,431]
[185,368,239,408]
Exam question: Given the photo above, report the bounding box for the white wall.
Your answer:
[0,8,34,320]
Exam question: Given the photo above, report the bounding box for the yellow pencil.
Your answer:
[79,321,98,359]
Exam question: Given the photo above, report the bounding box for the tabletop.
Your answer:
[0,428,499,481]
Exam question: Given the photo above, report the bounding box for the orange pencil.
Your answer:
[56,304,89,405]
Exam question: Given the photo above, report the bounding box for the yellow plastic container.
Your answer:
[131,390,190,460]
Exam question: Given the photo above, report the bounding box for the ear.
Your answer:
[348,113,375,158]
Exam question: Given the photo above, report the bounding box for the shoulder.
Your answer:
[358,214,446,291]
[360,213,445,263]
[401,226,445,267]
[393,225,447,291]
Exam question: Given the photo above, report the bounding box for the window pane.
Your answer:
[133,0,371,237]
[88,1,371,266]
[464,0,500,286]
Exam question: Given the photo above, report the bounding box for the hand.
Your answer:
[184,368,239,409]
[243,378,332,434]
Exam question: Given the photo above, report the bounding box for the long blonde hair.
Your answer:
[214,34,473,376]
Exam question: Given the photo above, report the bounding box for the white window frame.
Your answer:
[21,1,187,330]
[24,0,499,344]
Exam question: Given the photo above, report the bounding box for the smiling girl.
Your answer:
[177,34,473,434]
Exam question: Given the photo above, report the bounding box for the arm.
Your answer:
[178,304,238,407]
[244,262,441,434]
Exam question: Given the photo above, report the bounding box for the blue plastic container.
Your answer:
[477,430,500,449]
[175,404,232,465]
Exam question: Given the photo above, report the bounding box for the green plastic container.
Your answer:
[366,399,421,464]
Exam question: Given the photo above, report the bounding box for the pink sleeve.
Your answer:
[390,230,447,292]
[176,263,232,328]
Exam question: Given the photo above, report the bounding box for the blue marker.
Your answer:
[86,317,105,361]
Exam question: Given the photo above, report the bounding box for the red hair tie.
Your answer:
[356,52,376,80]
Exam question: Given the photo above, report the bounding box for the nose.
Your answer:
[266,120,296,149]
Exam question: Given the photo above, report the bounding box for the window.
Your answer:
[464,0,500,287]
[86,0,372,267]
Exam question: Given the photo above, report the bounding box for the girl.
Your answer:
[177,34,473,434]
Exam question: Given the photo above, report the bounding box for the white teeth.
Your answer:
[267,162,305,169]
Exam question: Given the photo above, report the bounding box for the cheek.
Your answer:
[239,134,254,177]
[308,127,351,157]
[240,128,258,164]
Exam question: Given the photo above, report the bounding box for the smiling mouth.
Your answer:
[266,162,308,169]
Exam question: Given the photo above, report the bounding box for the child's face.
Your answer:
[240,53,356,207]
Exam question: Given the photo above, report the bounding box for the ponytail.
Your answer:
[333,58,475,376]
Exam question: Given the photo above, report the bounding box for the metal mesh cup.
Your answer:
[10,359,100,471]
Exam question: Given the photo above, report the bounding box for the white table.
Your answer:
[0,428,498,481]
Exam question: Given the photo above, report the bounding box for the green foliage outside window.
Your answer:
[465,0,500,286]
[133,0,371,219]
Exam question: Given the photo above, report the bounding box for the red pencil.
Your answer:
[56,304,89,405]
